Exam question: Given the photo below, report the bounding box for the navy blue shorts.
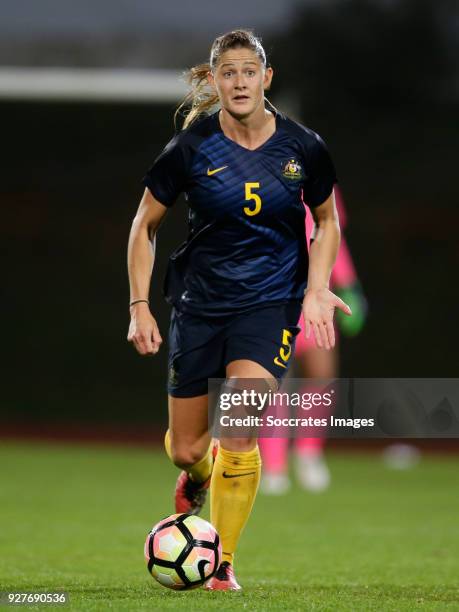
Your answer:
[167,301,302,398]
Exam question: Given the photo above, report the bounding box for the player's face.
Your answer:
[209,48,273,119]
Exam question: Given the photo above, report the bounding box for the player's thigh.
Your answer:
[226,359,277,388]
[168,394,211,465]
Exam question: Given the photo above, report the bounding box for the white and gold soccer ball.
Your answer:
[144,513,221,590]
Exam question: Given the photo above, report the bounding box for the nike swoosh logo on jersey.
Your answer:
[222,471,256,479]
[207,165,228,176]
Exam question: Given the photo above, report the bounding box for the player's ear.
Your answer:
[263,66,273,91]
[207,70,216,89]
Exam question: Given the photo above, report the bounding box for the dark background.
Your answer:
[1,0,458,428]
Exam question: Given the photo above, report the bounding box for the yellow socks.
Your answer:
[164,431,262,565]
[210,445,261,565]
[188,444,213,483]
[164,429,173,460]
[164,430,213,484]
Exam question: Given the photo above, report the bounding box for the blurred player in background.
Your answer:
[259,187,367,494]
[127,29,350,590]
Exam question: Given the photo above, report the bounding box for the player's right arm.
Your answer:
[127,188,168,356]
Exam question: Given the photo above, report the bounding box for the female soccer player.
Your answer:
[127,29,351,591]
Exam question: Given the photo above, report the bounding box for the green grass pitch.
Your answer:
[1,442,459,611]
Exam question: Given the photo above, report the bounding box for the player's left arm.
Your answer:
[303,190,352,350]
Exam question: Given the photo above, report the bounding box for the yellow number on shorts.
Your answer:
[274,329,293,368]
[244,182,262,216]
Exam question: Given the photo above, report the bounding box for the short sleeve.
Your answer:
[303,135,337,208]
[142,134,188,207]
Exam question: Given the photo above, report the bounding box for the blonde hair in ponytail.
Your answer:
[174,63,219,130]
[175,29,267,130]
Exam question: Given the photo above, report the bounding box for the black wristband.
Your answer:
[129,299,149,307]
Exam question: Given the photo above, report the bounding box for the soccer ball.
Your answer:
[144,513,221,590]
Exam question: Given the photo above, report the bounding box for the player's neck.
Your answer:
[219,106,276,151]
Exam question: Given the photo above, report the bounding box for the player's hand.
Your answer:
[302,287,352,350]
[127,303,162,356]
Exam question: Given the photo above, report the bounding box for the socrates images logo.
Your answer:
[282,159,303,180]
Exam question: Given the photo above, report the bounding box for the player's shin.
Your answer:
[210,444,261,565]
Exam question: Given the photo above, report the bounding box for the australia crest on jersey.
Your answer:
[281,158,303,180]
[169,364,178,386]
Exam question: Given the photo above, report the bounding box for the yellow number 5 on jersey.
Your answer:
[274,329,293,369]
[244,182,262,216]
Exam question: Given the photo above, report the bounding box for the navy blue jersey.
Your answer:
[143,109,337,317]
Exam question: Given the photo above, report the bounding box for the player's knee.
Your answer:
[170,446,204,469]
[219,376,274,417]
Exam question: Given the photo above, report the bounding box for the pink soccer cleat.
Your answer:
[174,442,218,515]
[204,561,242,591]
